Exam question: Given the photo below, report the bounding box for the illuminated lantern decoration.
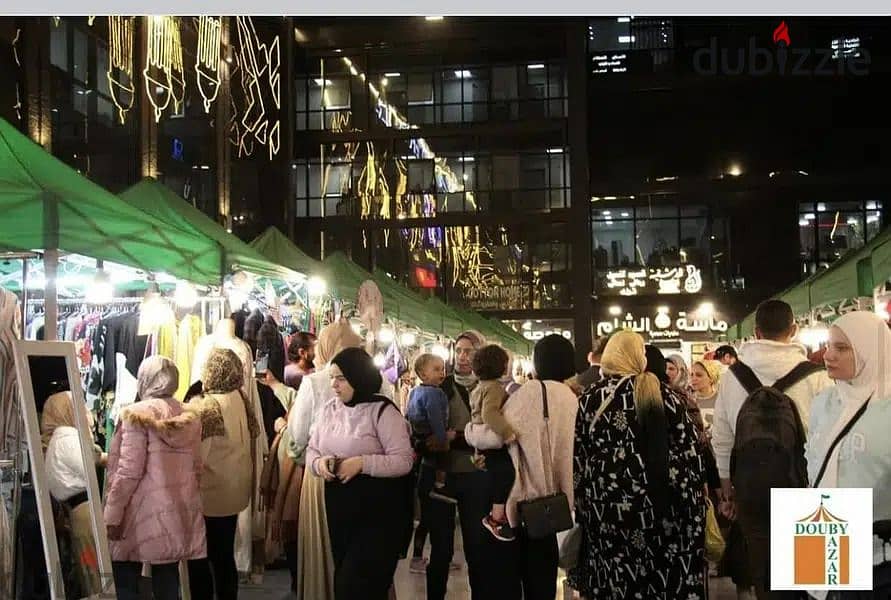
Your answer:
[108,16,136,124]
[195,16,223,113]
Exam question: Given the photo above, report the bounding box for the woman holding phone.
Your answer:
[306,347,413,600]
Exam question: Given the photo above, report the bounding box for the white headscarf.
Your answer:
[833,311,891,407]
[816,311,891,488]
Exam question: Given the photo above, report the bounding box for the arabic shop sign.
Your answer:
[603,265,703,296]
[596,307,729,340]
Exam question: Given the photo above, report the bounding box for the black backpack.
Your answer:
[729,361,823,525]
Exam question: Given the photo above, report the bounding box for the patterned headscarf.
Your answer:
[202,348,245,394]
[666,354,689,390]
[137,355,179,401]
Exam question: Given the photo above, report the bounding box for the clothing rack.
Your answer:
[25,297,144,305]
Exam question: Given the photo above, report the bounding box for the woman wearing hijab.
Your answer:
[306,347,413,599]
[690,359,722,431]
[42,391,103,596]
[103,356,205,599]
[286,319,380,600]
[502,334,579,599]
[807,311,891,595]
[569,330,706,599]
[188,348,260,600]
[644,344,669,383]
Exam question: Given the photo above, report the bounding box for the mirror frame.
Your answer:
[12,340,114,599]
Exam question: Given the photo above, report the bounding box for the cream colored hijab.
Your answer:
[40,391,89,450]
[314,319,363,368]
[137,355,179,401]
[599,330,669,501]
[817,311,891,488]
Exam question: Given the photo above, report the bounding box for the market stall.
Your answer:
[730,224,891,344]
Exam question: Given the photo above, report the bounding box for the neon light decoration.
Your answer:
[107,16,136,124]
[230,16,281,158]
[143,16,184,122]
[195,16,222,113]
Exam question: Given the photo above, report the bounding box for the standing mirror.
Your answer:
[12,340,113,599]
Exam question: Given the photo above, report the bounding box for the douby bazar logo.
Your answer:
[694,20,871,76]
[794,495,850,586]
[771,488,872,591]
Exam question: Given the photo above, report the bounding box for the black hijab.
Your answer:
[533,334,576,382]
[330,347,385,406]
[644,344,669,384]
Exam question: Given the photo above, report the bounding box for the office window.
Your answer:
[799,200,885,275]
[591,201,726,294]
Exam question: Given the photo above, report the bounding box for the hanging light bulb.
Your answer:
[308,276,327,297]
[373,353,386,368]
[431,344,449,361]
[378,327,395,343]
[400,331,417,347]
[86,270,114,304]
[174,280,199,308]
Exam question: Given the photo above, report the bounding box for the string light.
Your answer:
[108,16,135,124]
[196,16,222,113]
[87,16,96,26]
[143,16,184,122]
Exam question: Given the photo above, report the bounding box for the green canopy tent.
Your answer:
[0,117,221,339]
[249,226,323,278]
[119,178,303,282]
[0,118,221,285]
[729,225,891,339]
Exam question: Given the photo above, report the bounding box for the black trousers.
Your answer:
[188,514,239,600]
[481,447,515,505]
[419,465,517,600]
[325,475,404,600]
[513,530,558,600]
[284,540,298,592]
[112,561,179,600]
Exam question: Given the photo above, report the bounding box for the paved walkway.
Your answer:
[241,551,740,600]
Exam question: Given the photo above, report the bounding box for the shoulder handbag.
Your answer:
[517,380,574,539]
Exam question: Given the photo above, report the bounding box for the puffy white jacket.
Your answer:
[712,339,833,478]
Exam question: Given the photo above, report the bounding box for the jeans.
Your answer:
[112,561,179,600]
[419,465,517,600]
[188,514,238,600]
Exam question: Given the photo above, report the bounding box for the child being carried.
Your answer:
[465,344,516,542]
[406,353,456,504]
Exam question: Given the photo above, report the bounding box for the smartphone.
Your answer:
[254,351,269,378]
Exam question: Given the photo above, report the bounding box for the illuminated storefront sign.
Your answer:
[596,306,728,339]
[603,265,703,296]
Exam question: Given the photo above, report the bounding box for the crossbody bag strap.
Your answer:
[813,395,872,487]
[538,380,559,495]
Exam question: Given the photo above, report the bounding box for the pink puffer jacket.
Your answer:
[103,397,206,563]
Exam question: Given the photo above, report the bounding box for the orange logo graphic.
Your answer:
[794,494,850,585]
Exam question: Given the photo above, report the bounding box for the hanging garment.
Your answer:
[1,288,22,458]
[175,315,204,401]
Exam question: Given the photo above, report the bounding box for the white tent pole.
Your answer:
[44,248,58,341]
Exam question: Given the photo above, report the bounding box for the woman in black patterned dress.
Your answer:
[569,330,706,599]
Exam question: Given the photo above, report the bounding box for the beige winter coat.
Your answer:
[194,390,259,517]
[503,379,578,529]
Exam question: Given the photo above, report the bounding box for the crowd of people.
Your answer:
[36,300,891,600]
